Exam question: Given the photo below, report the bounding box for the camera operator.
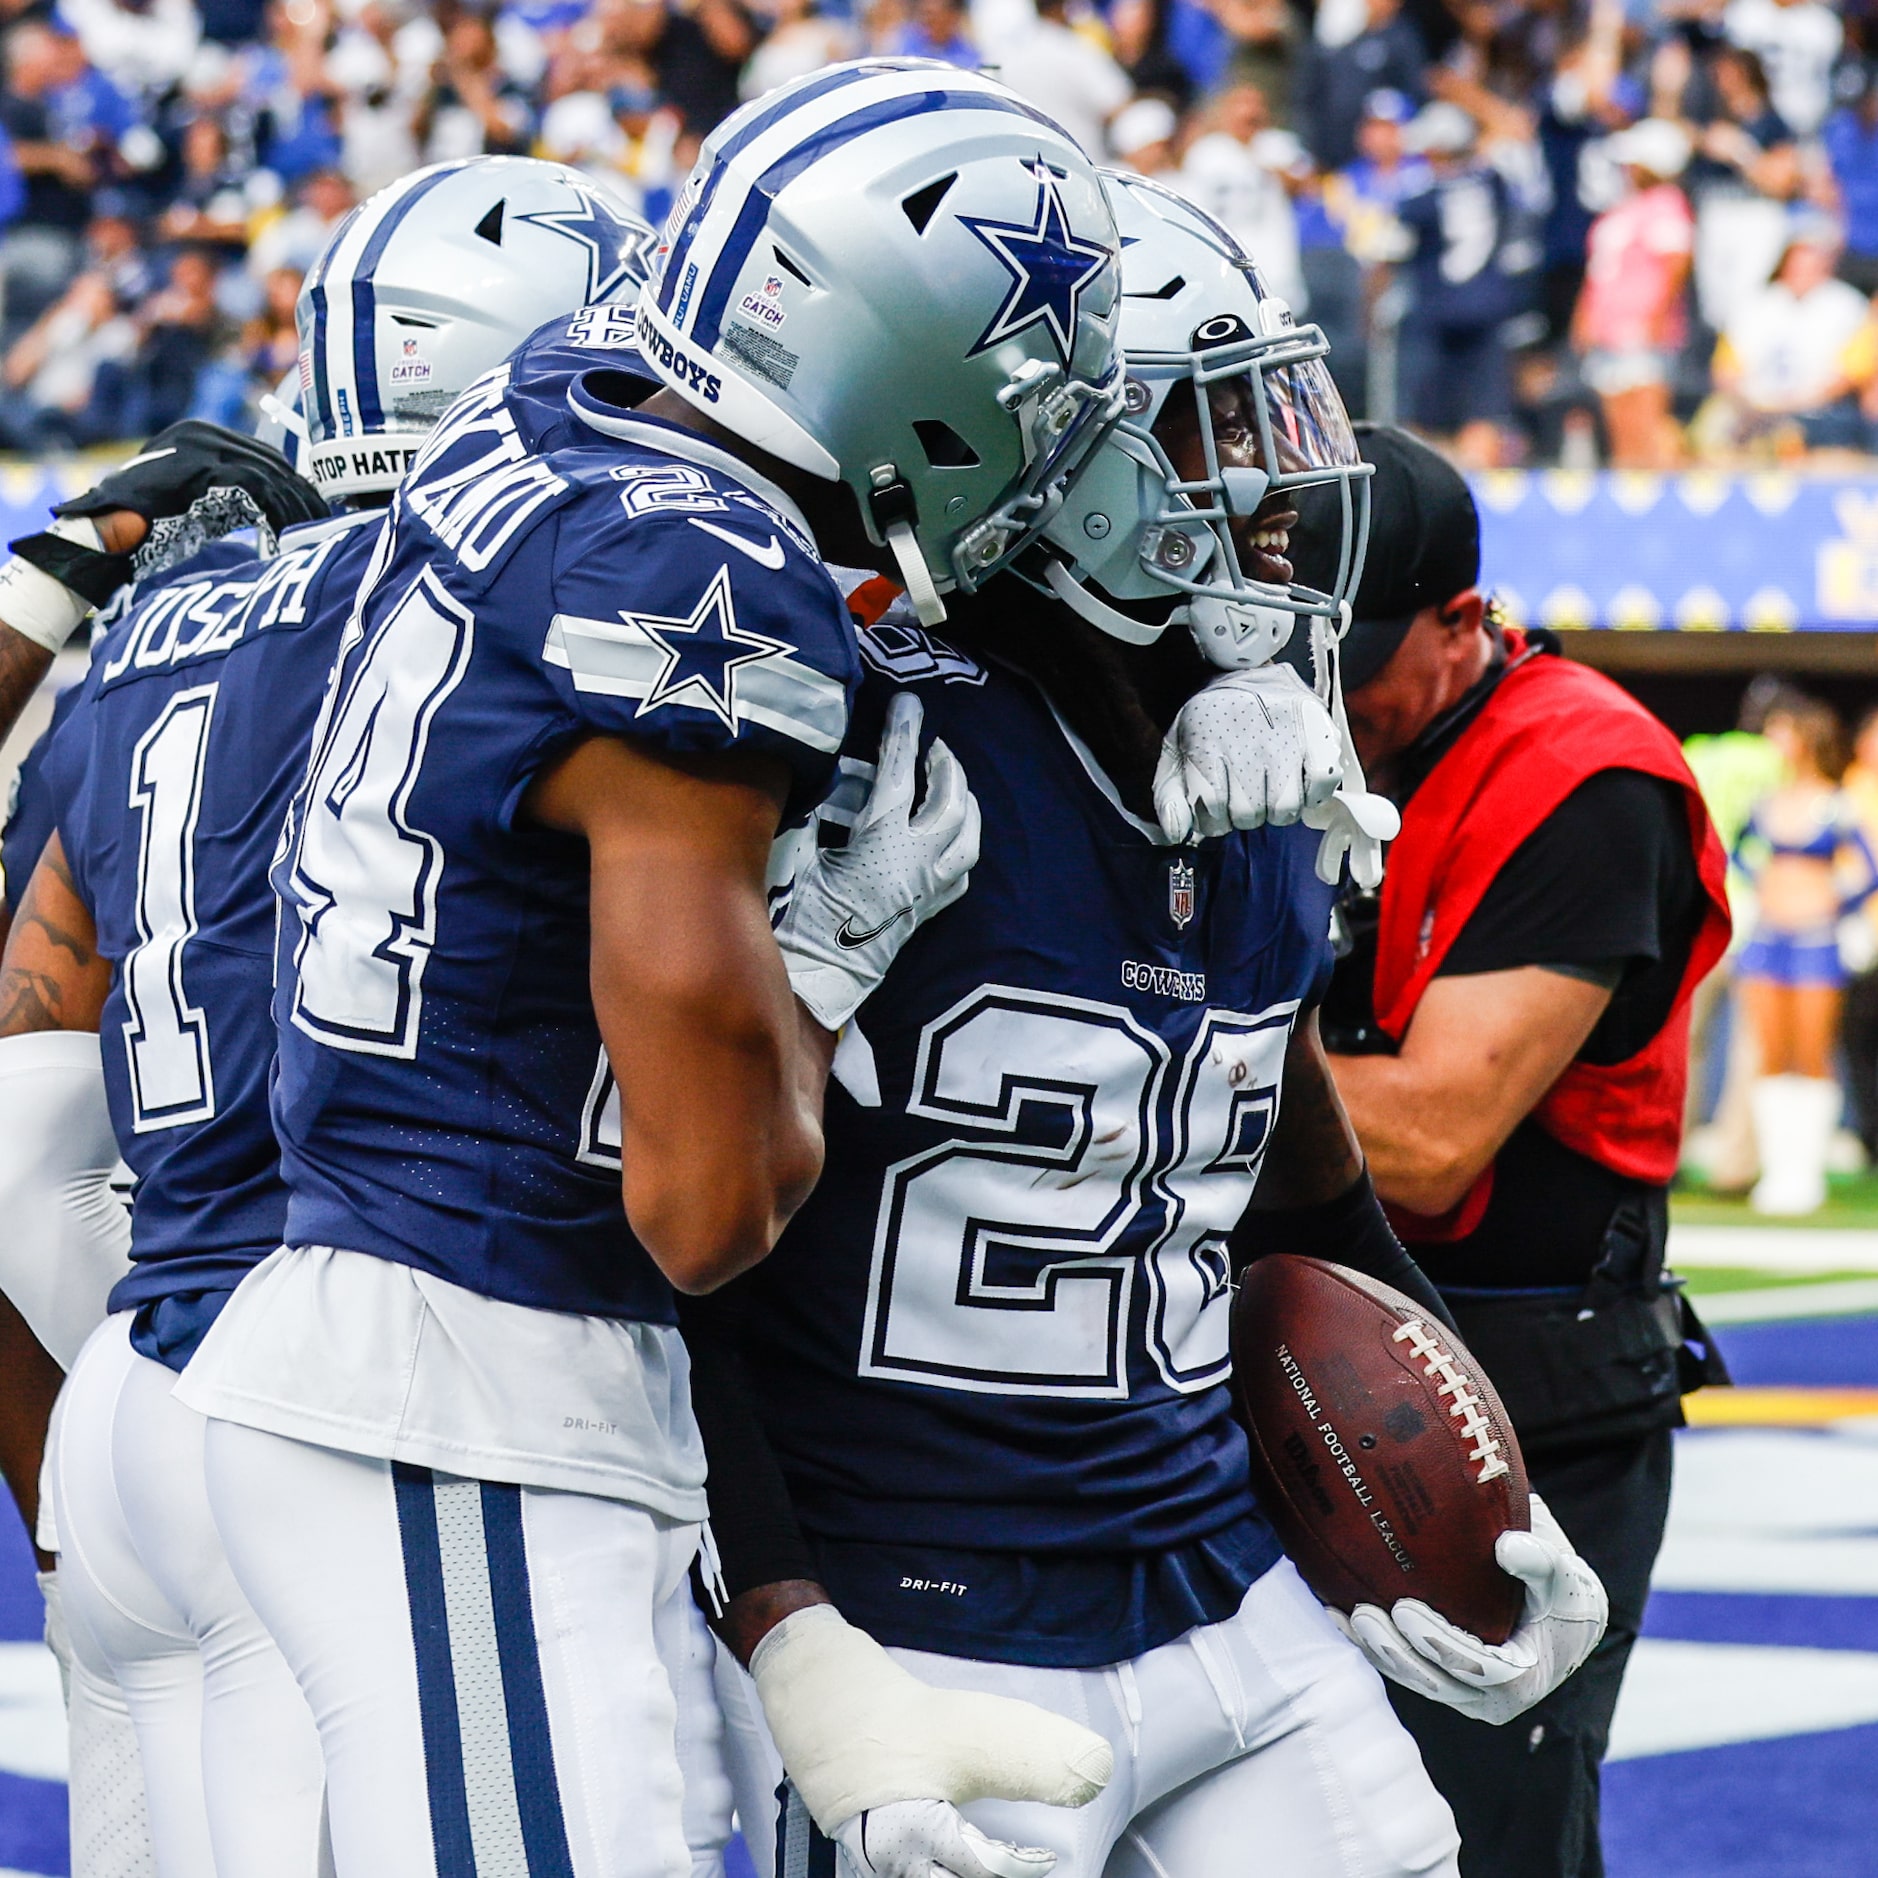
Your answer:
[1305,427,1733,1878]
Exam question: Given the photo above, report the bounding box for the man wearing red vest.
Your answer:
[1309,428,1731,1878]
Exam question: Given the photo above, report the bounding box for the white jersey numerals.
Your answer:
[285,568,474,1057]
[122,684,219,1131]
[861,988,1292,1400]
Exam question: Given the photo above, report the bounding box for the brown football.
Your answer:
[1231,1255,1530,1644]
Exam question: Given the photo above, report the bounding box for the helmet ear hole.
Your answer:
[901,173,958,234]
[913,420,981,469]
[475,200,505,245]
[770,245,813,285]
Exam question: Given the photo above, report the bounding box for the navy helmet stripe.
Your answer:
[308,279,335,438]
[351,165,468,433]
[690,85,1065,350]
[659,63,885,307]
[480,1482,576,1878]
[392,1462,478,1877]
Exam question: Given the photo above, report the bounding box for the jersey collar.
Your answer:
[562,392,816,548]
[1019,667,1169,846]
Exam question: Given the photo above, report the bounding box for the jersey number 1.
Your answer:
[123,685,218,1131]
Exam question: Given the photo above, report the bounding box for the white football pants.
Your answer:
[713,1559,1460,1878]
[39,1566,156,1878]
[49,1315,328,1877]
[202,1418,704,1878]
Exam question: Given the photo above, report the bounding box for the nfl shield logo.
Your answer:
[1168,860,1195,930]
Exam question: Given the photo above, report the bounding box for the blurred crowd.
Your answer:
[2,0,1878,462]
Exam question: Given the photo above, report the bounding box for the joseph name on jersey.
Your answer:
[41,511,385,1367]
[268,314,860,1324]
[738,619,1338,1667]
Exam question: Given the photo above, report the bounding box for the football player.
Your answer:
[156,63,1130,1878]
[0,156,658,1875]
[674,173,1607,1878]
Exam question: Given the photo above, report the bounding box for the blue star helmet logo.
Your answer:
[960,162,1113,362]
[516,181,646,302]
[630,564,789,730]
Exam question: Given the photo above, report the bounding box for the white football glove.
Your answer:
[1332,1490,1609,1725]
[1302,786,1401,891]
[834,1801,1059,1878]
[1152,663,1344,844]
[749,1604,1112,1839]
[775,691,980,1032]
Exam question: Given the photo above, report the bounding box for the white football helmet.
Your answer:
[297,157,653,502]
[1031,171,1371,671]
[637,59,1125,624]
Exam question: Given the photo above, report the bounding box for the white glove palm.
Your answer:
[1153,664,1344,844]
[1334,1490,1609,1725]
[776,692,980,1031]
[750,1605,1111,1842]
[834,1801,1058,1878]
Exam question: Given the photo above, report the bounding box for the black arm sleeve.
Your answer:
[1236,1170,1460,1333]
[674,1288,819,1602]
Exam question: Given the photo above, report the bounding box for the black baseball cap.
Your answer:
[1292,425,1480,692]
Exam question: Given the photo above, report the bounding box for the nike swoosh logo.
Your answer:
[690,517,786,568]
[117,445,179,472]
[835,908,912,950]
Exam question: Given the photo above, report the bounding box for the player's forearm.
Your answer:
[1322,1050,1493,1216]
[721,1579,835,1666]
[1249,1010,1363,1209]
[0,509,149,744]
[612,967,826,1290]
[0,838,109,1040]
[0,627,52,748]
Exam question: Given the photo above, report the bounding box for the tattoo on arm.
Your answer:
[0,835,108,1038]
[0,626,53,750]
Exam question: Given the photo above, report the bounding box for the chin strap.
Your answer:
[886,521,947,627]
[1041,557,1163,644]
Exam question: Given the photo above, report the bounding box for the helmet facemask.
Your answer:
[1042,309,1370,675]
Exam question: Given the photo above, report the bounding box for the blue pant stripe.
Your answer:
[480,1481,576,1878]
[393,1461,479,1878]
[775,1781,839,1878]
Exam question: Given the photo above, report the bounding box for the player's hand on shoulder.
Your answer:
[835,1802,1058,1878]
[749,1605,1110,1848]
[1153,663,1344,844]
[10,420,328,619]
[774,691,980,1033]
[1332,1489,1608,1725]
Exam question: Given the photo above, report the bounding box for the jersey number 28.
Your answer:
[860,986,1291,1401]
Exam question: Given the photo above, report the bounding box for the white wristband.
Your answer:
[0,515,106,653]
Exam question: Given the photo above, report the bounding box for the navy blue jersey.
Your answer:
[45,512,384,1362]
[739,625,1337,1668]
[269,323,859,1324]
[1,540,262,920]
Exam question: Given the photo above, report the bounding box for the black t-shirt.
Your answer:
[1324,758,1707,1290]
[1437,768,1703,1066]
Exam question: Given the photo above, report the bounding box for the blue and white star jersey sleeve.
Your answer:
[540,470,860,814]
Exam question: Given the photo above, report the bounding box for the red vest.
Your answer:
[1373,637,1731,1241]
